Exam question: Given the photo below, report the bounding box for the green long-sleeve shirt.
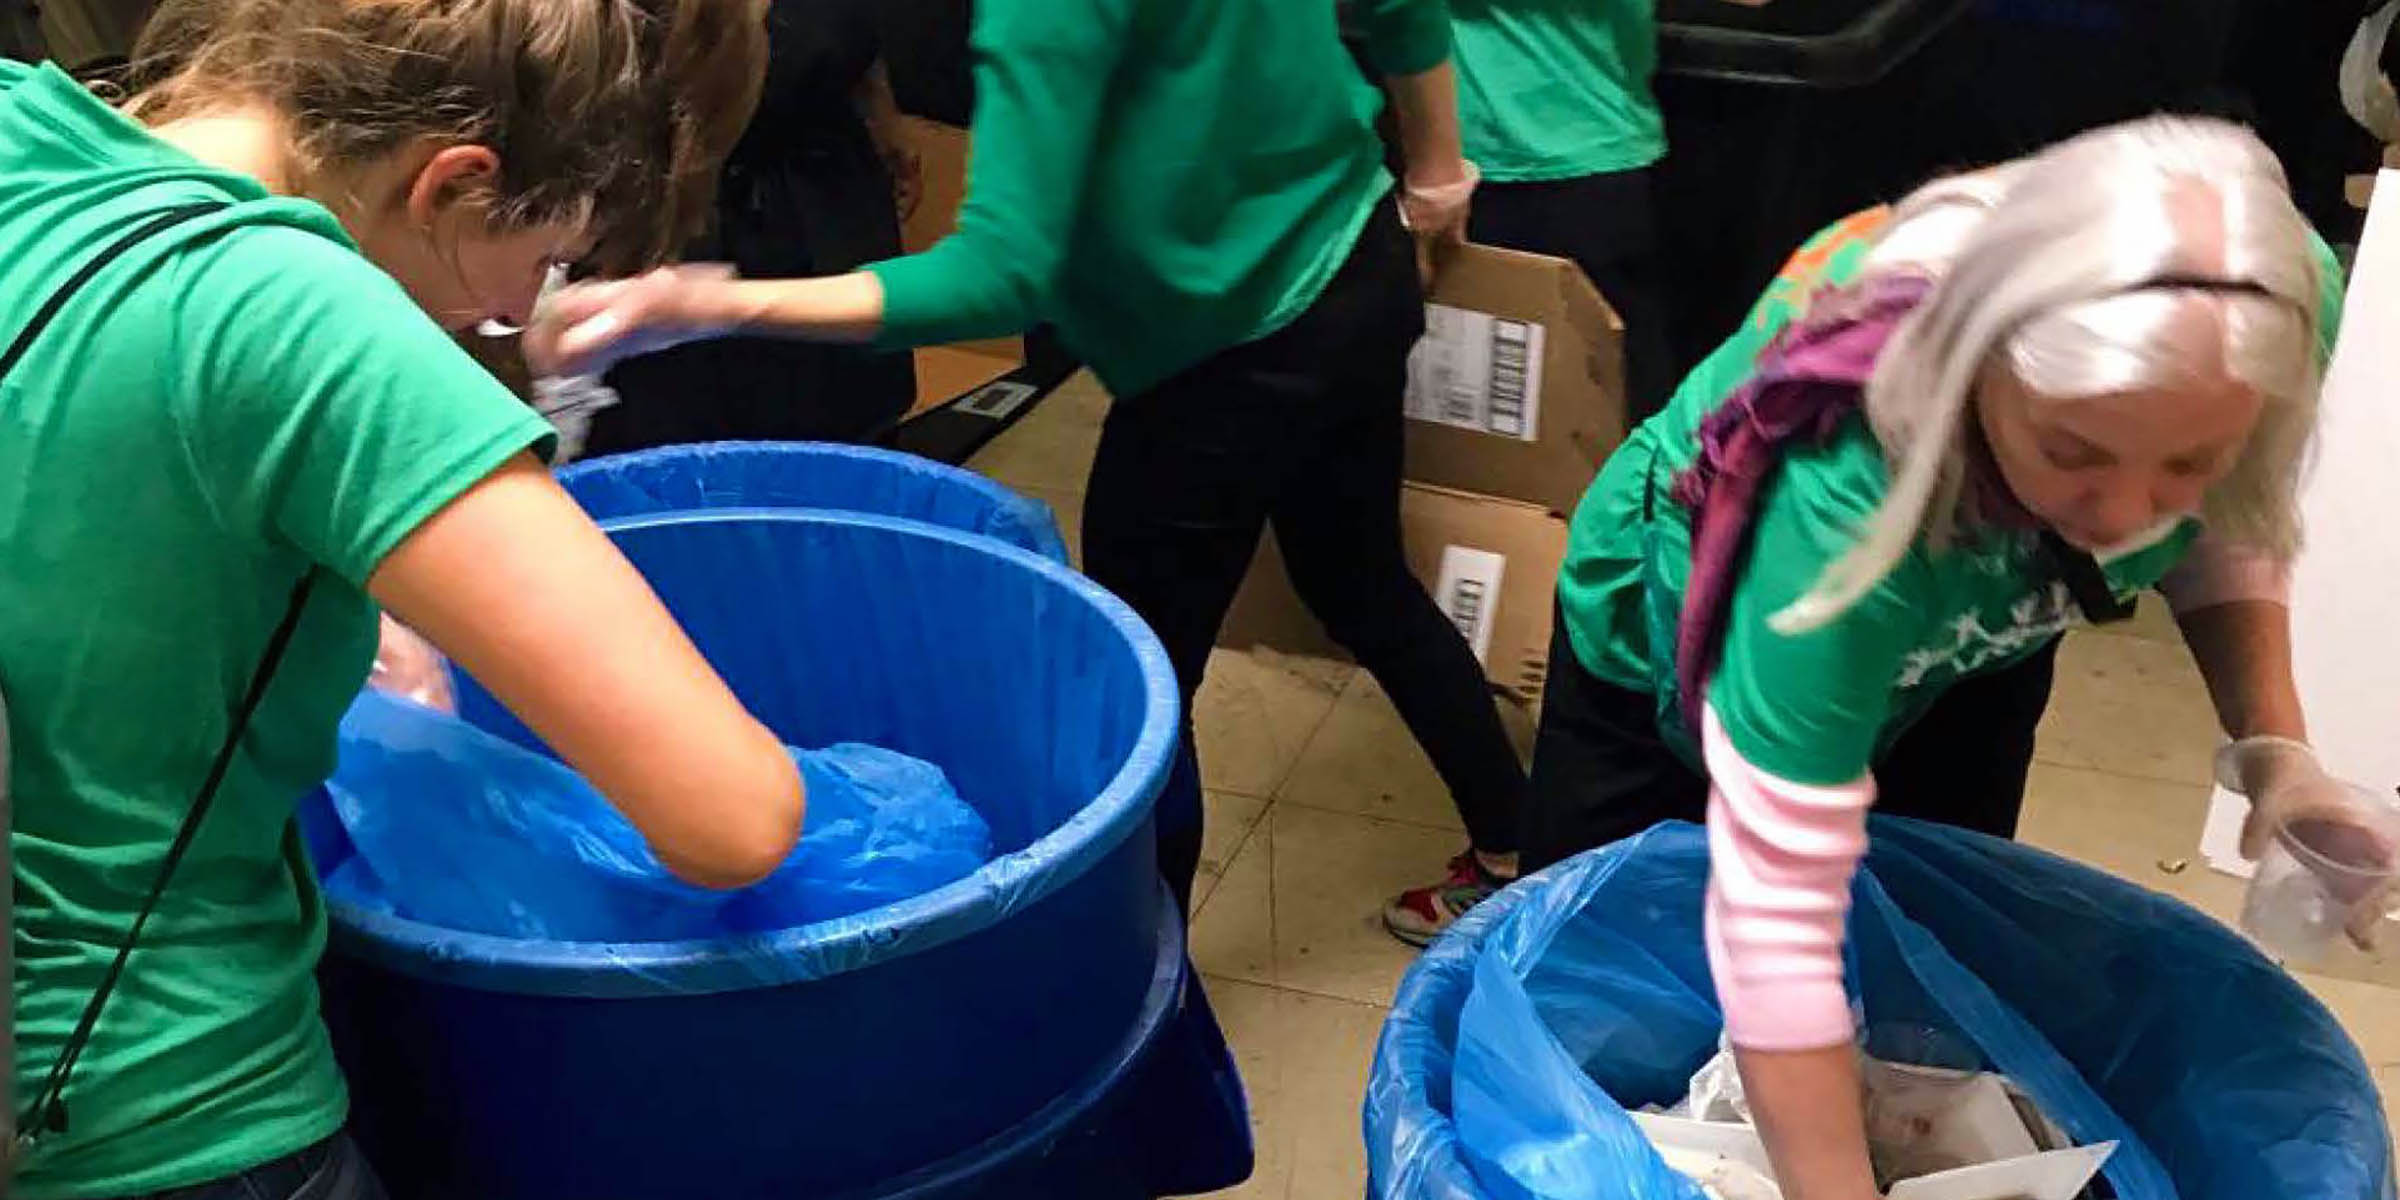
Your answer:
[868,0,1451,396]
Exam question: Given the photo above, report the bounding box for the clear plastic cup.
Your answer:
[2240,784,2400,968]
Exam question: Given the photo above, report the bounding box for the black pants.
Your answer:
[129,1134,386,1200]
[1521,617,2060,871]
[1084,206,1530,906]
[1469,168,1678,423]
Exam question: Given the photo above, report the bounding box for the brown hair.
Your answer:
[120,0,767,271]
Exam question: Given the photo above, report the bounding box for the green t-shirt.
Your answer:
[869,0,1452,397]
[1450,0,1665,182]
[0,60,553,1197]
[1559,208,2346,785]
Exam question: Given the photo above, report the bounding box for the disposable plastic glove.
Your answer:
[368,614,454,713]
[2219,736,2400,948]
[523,263,739,378]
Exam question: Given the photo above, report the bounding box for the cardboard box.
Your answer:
[1215,483,1566,703]
[912,345,1022,416]
[1404,243,1628,515]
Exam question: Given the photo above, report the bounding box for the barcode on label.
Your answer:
[1434,546,1507,665]
[1484,321,1532,437]
[1404,305,1546,443]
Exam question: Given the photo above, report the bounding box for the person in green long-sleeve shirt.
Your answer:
[532,0,1534,915]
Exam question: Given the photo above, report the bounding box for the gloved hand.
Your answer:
[369,615,455,713]
[523,263,739,378]
[2219,736,2400,948]
[1398,160,1480,287]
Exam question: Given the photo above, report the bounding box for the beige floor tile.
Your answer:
[964,369,1110,494]
[1190,802,1456,1006]
[1265,804,1460,1007]
[2015,763,2224,912]
[1196,790,1272,913]
[1191,812,1277,988]
[1277,674,1467,834]
[2036,630,2219,786]
[1185,976,1387,1200]
[1194,648,1355,799]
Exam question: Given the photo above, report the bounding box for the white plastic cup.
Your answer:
[2240,784,2400,967]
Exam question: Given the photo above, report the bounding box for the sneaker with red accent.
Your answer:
[1384,851,1513,947]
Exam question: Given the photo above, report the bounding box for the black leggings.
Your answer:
[1469,167,1679,423]
[1522,616,2060,872]
[1083,205,1530,907]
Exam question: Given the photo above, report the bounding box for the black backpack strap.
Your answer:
[2039,530,2139,626]
[18,572,318,1143]
[5,201,282,1150]
[0,203,222,382]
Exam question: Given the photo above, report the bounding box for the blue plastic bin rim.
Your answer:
[321,508,1182,999]
[553,440,1073,565]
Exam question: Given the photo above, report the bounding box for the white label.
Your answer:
[1434,545,1507,666]
[957,380,1037,420]
[1405,304,1545,442]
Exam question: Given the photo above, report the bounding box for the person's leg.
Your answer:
[1268,210,1529,861]
[1521,614,1710,872]
[1873,637,2062,839]
[134,1133,388,1200]
[1470,170,1680,421]
[1081,369,1287,915]
[1080,233,1422,910]
[1244,209,1531,943]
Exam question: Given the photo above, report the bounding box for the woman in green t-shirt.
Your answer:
[520,0,1535,922]
[1522,116,2385,1200]
[1,1,801,1196]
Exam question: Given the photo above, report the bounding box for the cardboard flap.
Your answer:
[1403,243,1629,515]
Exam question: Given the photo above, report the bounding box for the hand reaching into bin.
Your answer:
[368,454,806,889]
[369,614,455,712]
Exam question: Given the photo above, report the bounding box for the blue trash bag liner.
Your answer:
[305,510,1177,996]
[324,689,993,943]
[557,440,1069,564]
[1366,818,2394,1200]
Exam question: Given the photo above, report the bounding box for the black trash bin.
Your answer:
[1650,0,1975,375]
[1653,0,2374,373]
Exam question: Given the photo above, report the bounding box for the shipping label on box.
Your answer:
[1432,545,1507,665]
[1215,483,1568,703]
[1402,243,1628,516]
[1406,305,1545,442]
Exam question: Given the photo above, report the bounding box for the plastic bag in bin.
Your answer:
[323,690,992,941]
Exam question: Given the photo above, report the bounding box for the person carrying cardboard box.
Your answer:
[1445,0,1770,421]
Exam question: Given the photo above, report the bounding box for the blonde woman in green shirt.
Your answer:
[1,1,804,1195]
[1524,117,2377,1200]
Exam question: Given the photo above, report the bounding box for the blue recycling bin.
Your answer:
[309,475,1248,1197]
[1365,818,2393,1200]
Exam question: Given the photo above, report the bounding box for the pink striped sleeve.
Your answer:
[1701,704,1872,1052]
[2158,534,2291,613]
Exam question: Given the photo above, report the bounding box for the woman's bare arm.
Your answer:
[368,454,804,888]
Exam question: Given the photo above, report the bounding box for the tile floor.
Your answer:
[966,372,2400,1199]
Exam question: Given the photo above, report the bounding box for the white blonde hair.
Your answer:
[1774,116,2326,634]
